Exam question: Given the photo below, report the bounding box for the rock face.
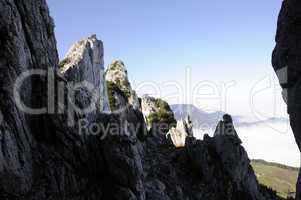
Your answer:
[214,114,239,137]
[105,60,140,111]
[185,135,262,200]
[143,129,280,200]
[0,0,58,196]
[272,1,301,199]
[0,0,284,199]
[167,120,188,148]
[141,95,177,132]
[59,34,110,115]
[0,0,144,199]
[185,115,194,137]
[167,118,193,148]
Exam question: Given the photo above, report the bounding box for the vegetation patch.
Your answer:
[154,98,172,111]
[107,81,118,111]
[110,62,118,71]
[108,61,131,98]
[112,78,131,98]
[147,98,176,126]
[110,61,124,71]
[251,160,299,198]
[144,97,177,130]
[107,81,128,111]
[59,57,71,68]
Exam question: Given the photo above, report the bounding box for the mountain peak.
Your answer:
[59,35,110,113]
[105,60,140,110]
[59,35,104,73]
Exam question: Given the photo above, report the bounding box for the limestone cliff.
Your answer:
[105,60,140,111]
[141,95,176,132]
[167,118,193,148]
[0,1,144,199]
[0,0,58,195]
[59,34,110,114]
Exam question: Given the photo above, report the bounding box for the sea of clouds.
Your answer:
[193,121,300,167]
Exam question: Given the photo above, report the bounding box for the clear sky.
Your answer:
[47,1,301,166]
[48,0,286,118]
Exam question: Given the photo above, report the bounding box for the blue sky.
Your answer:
[48,0,286,117]
[47,1,301,166]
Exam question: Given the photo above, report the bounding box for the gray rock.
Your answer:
[166,118,193,148]
[60,34,110,116]
[273,1,301,199]
[141,95,176,133]
[214,114,239,138]
[0,0,58,196]
[106,60,140,111]
[145,179,170,200]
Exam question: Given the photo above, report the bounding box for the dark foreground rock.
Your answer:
[143,134,282,200]
[272,0,301,199]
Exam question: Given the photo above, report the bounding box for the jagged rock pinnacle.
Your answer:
[59,35,110,113]
[105,60,140,110]
[141,95,176,132]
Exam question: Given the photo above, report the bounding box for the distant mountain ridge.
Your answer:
[170,104,228,129]
[252,159,300,172]
[171,104,288,129]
